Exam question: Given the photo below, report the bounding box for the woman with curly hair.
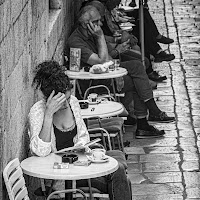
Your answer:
[28,60,132,200]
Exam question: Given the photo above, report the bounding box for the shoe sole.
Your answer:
[156,41,174,44]
[149,77,167,82]
[135,134,164,139]
[148,119,175,123]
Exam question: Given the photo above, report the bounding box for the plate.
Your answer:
[120,26,133,31]
[118,6,135,12]
[120,22,135,27]
[86,155,109,163]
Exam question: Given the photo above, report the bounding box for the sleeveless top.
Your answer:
[53,121,77,151]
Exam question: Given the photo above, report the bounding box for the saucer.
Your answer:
[118,6,135,12]
[86,155,109,163]
[88,99,101,105]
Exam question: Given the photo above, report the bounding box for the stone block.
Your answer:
[131,183,183,196]
[11,0,22,23]
[140,154,180,163]
[127,163,142,174]
[179,137,196,147]
[184,172,200,189]
[4,30,15,77]
[181,161,199,171]
[182,153,199,161]
[145,172,182,183]
[186,187,200,199]
[9,56,23,114]
[2,0,11,38]
[27,0,32,36]
[128,174,146,184]
[144,161,180,173]
[144,146,179,154]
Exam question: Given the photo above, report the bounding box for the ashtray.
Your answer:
[79,101,89,109]
[62,154,78,164]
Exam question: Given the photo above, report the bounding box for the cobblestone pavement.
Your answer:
[123,0,200,199]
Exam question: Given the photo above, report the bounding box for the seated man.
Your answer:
[66,5,175,138]
[85,0,166,83]
[29,60,132,200]
[104,0,175,76]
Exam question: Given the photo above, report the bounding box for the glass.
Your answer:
[114,59,120,70]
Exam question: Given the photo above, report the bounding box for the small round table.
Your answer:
[67,67,127,100]
[21,153,118,200]
[80,100,125,119]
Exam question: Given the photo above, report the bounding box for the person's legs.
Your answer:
[120,74,165,137]
[120,60,153,101]
[107,163,132,200]
[120,60,175,122]
[120,50,150,70]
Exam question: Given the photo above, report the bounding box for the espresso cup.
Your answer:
[88,93,98,103]
[92,148,106,160]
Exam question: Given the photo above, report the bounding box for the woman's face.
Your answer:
[60,90,72,110]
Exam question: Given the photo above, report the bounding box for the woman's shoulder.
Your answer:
[29,100,46,116]
[70,95,78,102]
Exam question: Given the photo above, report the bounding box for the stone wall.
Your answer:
[0,0,80,199]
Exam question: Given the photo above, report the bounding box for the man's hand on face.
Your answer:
[87,21,103,38]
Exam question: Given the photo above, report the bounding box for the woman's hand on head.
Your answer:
[45,90,66,118]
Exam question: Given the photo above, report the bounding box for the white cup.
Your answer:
[92,148,106,160]
[88,93,98,103]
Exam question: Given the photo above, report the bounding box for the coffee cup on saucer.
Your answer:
[92,148,106,160]
[88,93,98,103]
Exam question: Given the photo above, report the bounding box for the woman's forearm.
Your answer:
[39,115,52,142]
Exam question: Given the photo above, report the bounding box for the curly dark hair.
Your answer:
[32,60,73,99]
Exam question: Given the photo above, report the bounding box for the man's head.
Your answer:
[106,0,121,11]
[78,5,102,29]
[86,1,106,17]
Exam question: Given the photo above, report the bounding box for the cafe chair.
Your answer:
[3,158,29,200]
[3,158,88,200]
[47,189,87,200]
[83,85,126,152]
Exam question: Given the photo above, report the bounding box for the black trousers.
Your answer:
[127,8,162,60]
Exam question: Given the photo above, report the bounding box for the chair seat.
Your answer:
[88,117,124,133]
[106,150,127,169]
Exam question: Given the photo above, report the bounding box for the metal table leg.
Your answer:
[139,0,145,66]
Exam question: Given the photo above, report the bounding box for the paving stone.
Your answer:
[127,163,142,174]
[184,172,200,188]
[186,187,200,199]
[144,146,179,154]
[125,147,145,155]
[181,161,199,171]
[145,172,182,183]
[131,183,184,195]
[131,137,178,148]
[140,154,180,163]
[128,174,146,184]
[132,194,183,200]
[182,153,199,161]
[143,161,180,173]
[127,155,139,163]
[179,137,196,146]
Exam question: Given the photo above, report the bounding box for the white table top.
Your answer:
[67,67,127,80]
[80,101,124,119]
[20,153,118,180]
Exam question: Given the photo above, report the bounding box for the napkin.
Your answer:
[89,61,114,74]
